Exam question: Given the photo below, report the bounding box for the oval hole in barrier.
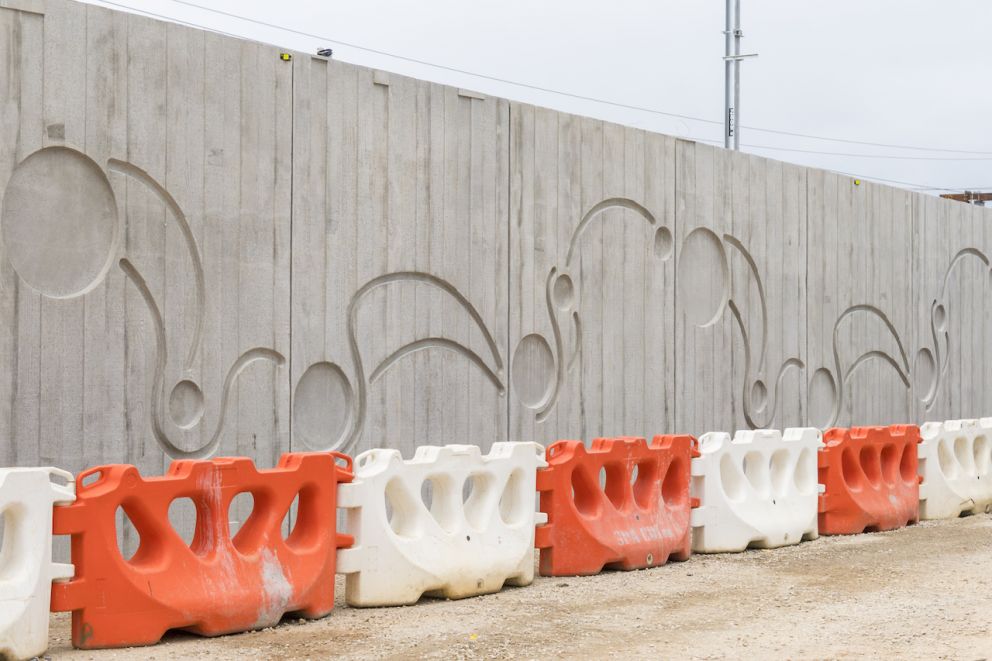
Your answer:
[602,465,625,510]
[937,439,959,480]
[660,458,686,508]
[632,461,658,509]
[720,454,746,502]
[841,448,864,492]
[899,440,918,484]
[793,448,816,494]
[228,491,255,551]
[282,491,301,544]
[386,478,417,537]
[975,435,992,476]
[0,509,14,582]
[115,505,141,562]
[860,447,882,488]
[954,436,974,474]
[743,451,770,498]
[463,473,494,529]
[880,444,899,485]
[167,497,198,550]
[571,468,600,517]
[499,470,527,526]
[769,449,791,496]
[422,476,458,533]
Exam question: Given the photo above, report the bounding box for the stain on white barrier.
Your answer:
[337,443,546,606]
[0,468,75,660]
[690,428,821,553]
[919,418,992,520]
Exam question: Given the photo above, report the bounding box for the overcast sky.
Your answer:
[86,0,992,196]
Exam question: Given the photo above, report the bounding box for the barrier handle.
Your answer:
[330,452,353,473]
[75,467,107,491]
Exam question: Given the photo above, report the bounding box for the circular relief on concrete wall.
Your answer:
[552,272,575,311]
[293,361,353,450]
[913,347,937,402]
[1,147,119,298]
[807,367,837,429]
[653,226,674,261]
[169,379,204,429]
[677,227,729,327]
[511,333,555,410]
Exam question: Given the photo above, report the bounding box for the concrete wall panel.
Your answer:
[291,59,509,457]
[2,0,992,478]
[508,104,676,442]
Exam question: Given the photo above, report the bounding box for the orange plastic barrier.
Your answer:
[535,435,697,576]
[818,425,921,535]
[51,452,353,649]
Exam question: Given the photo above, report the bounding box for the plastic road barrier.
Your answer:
[337,443,546,606]
[818,425,921,535]
[535,435,696,576]
[51,452,353,649]
[918,419,992,520]
[0,468,75,660]
[691,428,822,553]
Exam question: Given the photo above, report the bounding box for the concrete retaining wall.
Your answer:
[2,0,990,478]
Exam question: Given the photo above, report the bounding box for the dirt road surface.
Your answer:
[48,514,992,659]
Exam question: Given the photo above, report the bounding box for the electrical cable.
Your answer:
[88,0,992,193]
[161,0,992,156]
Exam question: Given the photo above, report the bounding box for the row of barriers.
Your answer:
[0,419,989,657]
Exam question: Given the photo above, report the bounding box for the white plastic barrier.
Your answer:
[337,443,546,606]
[919,418,992,520]
[0,468,75,660]
[690,428,822,553]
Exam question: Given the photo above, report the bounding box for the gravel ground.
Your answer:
[48,514,992,660]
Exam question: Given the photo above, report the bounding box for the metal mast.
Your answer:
[723,1,757,151]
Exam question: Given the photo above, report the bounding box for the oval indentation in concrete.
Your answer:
[552,272,575,311]
[933,303,947,332]
[1,147,119,298]
[750,379,768,413]
[654,226,673,260]
[293,361,353,450]
[511,333,555,409]
[808,367,836,428]
[169,379,204,429]
[677,227,728,327]
[913,347,937,402]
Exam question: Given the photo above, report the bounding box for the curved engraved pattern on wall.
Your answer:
[677,227,730,328]
[722,233,804,429]
[514,197,670,421]
[564,197,656,267]
[108,158,205,370]
[120,258,285,459]
[333,271,505,454]
[926,247,991,409]
[0,146,120,299]
[825,304,911,428]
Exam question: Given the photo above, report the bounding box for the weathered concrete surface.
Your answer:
[46,514,992,659]
[2,0,992,481]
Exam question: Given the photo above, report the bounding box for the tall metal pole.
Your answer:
[724,0,733,149]
[733,0,741,151]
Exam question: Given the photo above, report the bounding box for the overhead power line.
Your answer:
[157,0,992,156]
[93,0,246,40]
[89,0,992,194]
[694,138,992,161]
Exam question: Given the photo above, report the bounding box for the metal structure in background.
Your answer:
[723,0,757,150]
[940,191,991,206]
